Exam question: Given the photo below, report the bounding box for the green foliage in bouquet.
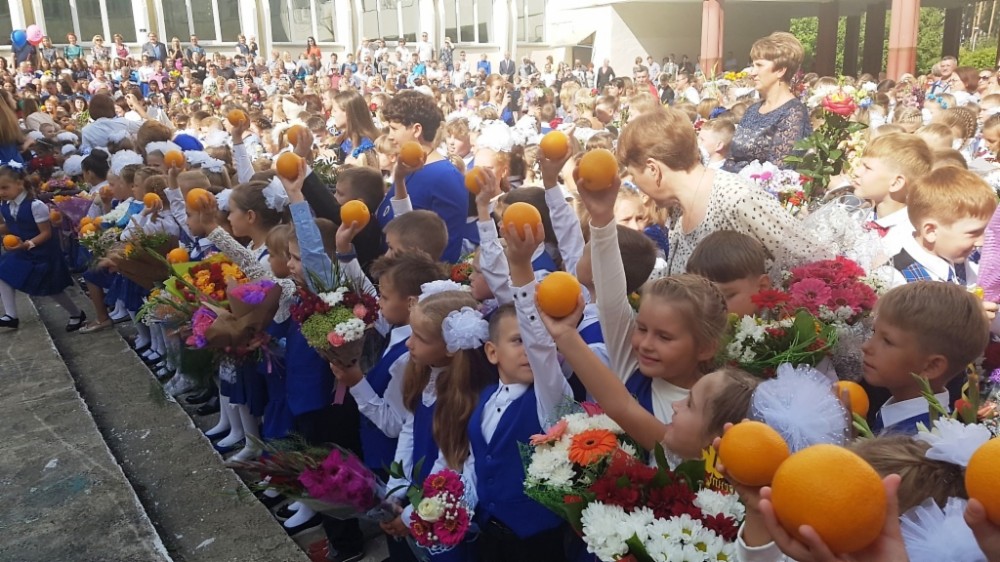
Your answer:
[784,106,867,199]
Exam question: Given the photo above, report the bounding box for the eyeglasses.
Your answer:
[982,75,993,80]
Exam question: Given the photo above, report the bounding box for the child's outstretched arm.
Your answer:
[282,158,335,291]
[505,221,573,428]
[388,149,425,217]
[540,130,584,275]
[475,167,514,304]
[335,220,377,297]
[230,117,255,185]
[573,170,637,380]
[539,298,666,451]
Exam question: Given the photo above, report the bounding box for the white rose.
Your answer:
[416,497,446,522]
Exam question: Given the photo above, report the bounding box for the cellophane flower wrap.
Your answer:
[738,160,808,216]
[522,403,742,561]
[79,225,121,263]
[408,470,474,554]
[234,439,396,522]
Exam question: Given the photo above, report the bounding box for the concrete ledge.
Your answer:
[33,292,310,562]
[0,293,171,562]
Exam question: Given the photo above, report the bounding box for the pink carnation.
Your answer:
[353,303,369,320]
[581,401,604,416]
[328,332,346,347]
[530,418,568,445]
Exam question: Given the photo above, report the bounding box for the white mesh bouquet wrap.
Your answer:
[262,177,289,212]
[750,363,849,452]
[977,207,1000,301]
[915,418,992,467]
[801,195,883,272]
[418,280,470,302]
[442,307,489,353]
[900,498,986,562]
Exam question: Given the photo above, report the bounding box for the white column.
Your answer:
[132,0,151,38]
[337,0,355,54]
[418,0,436,45]
[240,0,259,47]
[491,0,509,61]
[9,0,27,29]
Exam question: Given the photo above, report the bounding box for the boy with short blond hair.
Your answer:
[698,118,734,170]
[853,132,933,259]
[864,281,989,434]
[892,166,997,287]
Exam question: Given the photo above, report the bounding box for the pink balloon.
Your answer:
[26,24,43,46]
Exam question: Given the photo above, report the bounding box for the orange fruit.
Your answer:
[537,272,582,319]
[50,210,62,224]
[540,130,570,160]
[3,234,21,249]
[717,421,789,486]
[966,438,1000,525]
[143,193,161,208]
[836,381,869,418]
[502,202,542,240]
[163,150,185,169]
[340,200,371,230]
[79,216,93,228]
[227,109,247,126]
[276,152,302,181]
[399,141,425,168]
[578,148,619,191]
[286,124,307,146]
[465,167,485,195]
[79,223,97,236]
[185,188,214,211]
[771,444,886,554]
[166,247,190,264]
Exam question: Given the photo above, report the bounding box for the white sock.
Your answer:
[164,332,180,371]
[287,501,302,512]
[111,300,126,318]
[0,279,18,319]
[216,404,246,447]
[50,291,82,317]
[150,323,165,356]
[130,311,151,349]
[283,504,316,527]
[262,488,280,498]
[237,406,261,452]
[207,394,232,435]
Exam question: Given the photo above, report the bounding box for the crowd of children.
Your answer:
[7,31,1000,562]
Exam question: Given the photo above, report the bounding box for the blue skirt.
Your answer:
[229,360,267,416]
[262,367,294,441]
[107,274,147,312]
[0,242,73,296]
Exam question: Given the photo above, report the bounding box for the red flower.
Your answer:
[751,289,790,311]
[822,93,857,116]
[647,482,699,520]
[702,514,739,541]
[591,474,642,509]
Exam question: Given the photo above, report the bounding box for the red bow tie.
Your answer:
[864,221,889,238]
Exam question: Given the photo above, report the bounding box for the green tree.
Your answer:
[960,40,998,70]
[916,8,945,74]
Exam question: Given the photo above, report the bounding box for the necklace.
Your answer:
[682,167,710,232]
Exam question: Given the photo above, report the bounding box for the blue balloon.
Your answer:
[10,30,27,49]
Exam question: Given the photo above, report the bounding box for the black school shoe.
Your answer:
[185,387,215,405]
[66,311,87,332]
[0,315,19,329]
[195,396,221,416]
[283,513,323,536]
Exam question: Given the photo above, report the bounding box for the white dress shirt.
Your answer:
[7,191,50,223]
[879,391,949,429]
[349,324,412,438]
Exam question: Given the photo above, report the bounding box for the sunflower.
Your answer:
[567,429,618,466]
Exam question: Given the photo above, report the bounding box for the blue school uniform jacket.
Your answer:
[285,320,335,415]
[468,384,563,538]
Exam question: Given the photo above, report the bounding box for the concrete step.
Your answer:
[0,292,171,562]
[31,289,311,562]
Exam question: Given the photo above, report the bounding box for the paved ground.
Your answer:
[0,293,170,562]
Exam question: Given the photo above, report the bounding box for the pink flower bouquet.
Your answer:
[409,469,473,554]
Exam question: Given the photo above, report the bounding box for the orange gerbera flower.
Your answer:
[568,429,618,466]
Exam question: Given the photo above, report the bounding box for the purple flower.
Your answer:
[230,279,276,305]
[990,369,1000,385]
[186,307,217,348]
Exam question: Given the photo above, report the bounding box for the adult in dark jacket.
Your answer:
[141,32,168,64]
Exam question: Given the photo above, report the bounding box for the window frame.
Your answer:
[35,0,136,44]
[437,0,497,46]
[267,0,339,45]
[155,0,244,45]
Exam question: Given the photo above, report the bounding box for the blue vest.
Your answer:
[360,337,409,472]
[285,320,334,415]
[624,370,654,414]
[411,400,438,484]
[578,320,604,345]
[873,410,930,436]
[532,250,558,274]
[468,385,563,538]
[1,198,43,241]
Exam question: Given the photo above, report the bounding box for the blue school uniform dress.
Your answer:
[230,248,271,415]
[469,384,563,539]
[285,318,335,416]
[260,320,294,441]
[376,160,478,263]
[359,332,410,475]
[0,193,73,295]
[103,199,148,311]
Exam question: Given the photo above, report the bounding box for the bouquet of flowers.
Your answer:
[450,253,474,285]
[720,310,837,378]
[738,160,808,216]
[40,176,78,194]
[523,404,742,561]
[52,195,94,229]
[235,440,396,521]
[109,230,178,290]
[79,225,121,263]
[164,254,248,304]
[786,87,868,199]
[137,286,195,326]
[407,470,474,554]
[289,267,379,367]
[184,279,282,357]
[312,156,339,188]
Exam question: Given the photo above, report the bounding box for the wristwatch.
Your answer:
[24,240,35,250]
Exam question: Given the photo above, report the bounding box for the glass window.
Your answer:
[458,0,473,43]
[400,0,418,42]
[361,0,379,41]
[377,0,399,41]
[106,0,137,42]
[41,0,75,42]
[0,3,12,47]
[443,0,457,43]
[77,0,103,41]
[268,0,291,42]
[191,1,217,43]
[218,0,241,42]
[316,0,336,42]
[160,0,189,43]
[476,0,490,43]
[520,0,543,43]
